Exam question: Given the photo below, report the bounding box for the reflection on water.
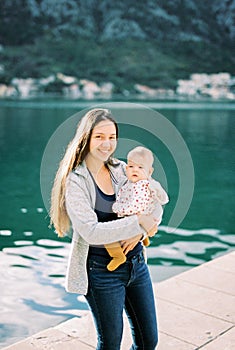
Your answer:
[0,232,88,347]
[0,101,235,347]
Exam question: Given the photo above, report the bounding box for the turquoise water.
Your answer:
[0,100,234,347]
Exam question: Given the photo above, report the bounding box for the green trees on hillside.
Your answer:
[0,0,234,90]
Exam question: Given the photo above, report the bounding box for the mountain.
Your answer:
[0,0,234,91]
[1,0,235,44]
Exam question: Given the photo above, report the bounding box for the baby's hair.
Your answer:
[127,146,154,167]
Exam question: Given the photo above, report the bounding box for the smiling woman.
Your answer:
[49,107,159,350]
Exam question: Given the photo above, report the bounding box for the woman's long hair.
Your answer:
[50,108,118,237]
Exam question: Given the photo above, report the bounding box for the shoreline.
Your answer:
[1,97,235,111]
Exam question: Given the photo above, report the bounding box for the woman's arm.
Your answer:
[65,173,144,245]
[121,234,143,255]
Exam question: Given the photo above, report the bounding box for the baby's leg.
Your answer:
[105,243,126,271]
[143,236,150,247]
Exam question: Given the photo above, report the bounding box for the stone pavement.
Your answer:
[2,250,235,350]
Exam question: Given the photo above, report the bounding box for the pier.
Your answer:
[2,250,235,350]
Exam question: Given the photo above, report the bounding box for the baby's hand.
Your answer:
[147,224,158,237]
[138,213,158,236]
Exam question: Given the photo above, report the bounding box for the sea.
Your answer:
[0,99,234,347]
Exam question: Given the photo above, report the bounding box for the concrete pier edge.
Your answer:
[2,250,235,350]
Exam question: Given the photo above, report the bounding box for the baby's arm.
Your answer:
[149,179,169,205]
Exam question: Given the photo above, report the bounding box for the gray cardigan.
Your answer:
[64,160,144,295]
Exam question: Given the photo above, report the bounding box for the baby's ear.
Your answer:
[149,167,154,176]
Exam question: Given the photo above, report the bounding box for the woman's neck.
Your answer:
[85,156,114,194]
[85,156,106,176]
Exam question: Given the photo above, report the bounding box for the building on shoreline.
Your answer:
[0,72,234,100]
[177,73,235,100]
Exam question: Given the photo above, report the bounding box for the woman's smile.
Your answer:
[97,148,112,159]
[99,148,111,154]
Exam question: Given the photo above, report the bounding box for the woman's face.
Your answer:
[89,120,117,162]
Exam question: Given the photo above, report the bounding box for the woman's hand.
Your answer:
[137,213,158,237]
[121,234,142,255]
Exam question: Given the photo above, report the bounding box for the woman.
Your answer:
[50,108,158,350]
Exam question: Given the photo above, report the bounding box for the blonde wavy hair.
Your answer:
[50,108,118,237]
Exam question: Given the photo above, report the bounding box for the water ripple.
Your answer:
[0,230,12,236]
[148,226,235,269]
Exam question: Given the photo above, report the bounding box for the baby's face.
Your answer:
[126,158,151,183]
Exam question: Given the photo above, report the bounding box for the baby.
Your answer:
[105,146,169,271]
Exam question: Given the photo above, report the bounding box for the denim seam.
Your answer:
[126,293,145,349]
[89,285,105,347]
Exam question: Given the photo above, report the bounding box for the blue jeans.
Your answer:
[85,251,158,350]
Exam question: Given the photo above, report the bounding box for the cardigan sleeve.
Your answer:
[65,173,143,245]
